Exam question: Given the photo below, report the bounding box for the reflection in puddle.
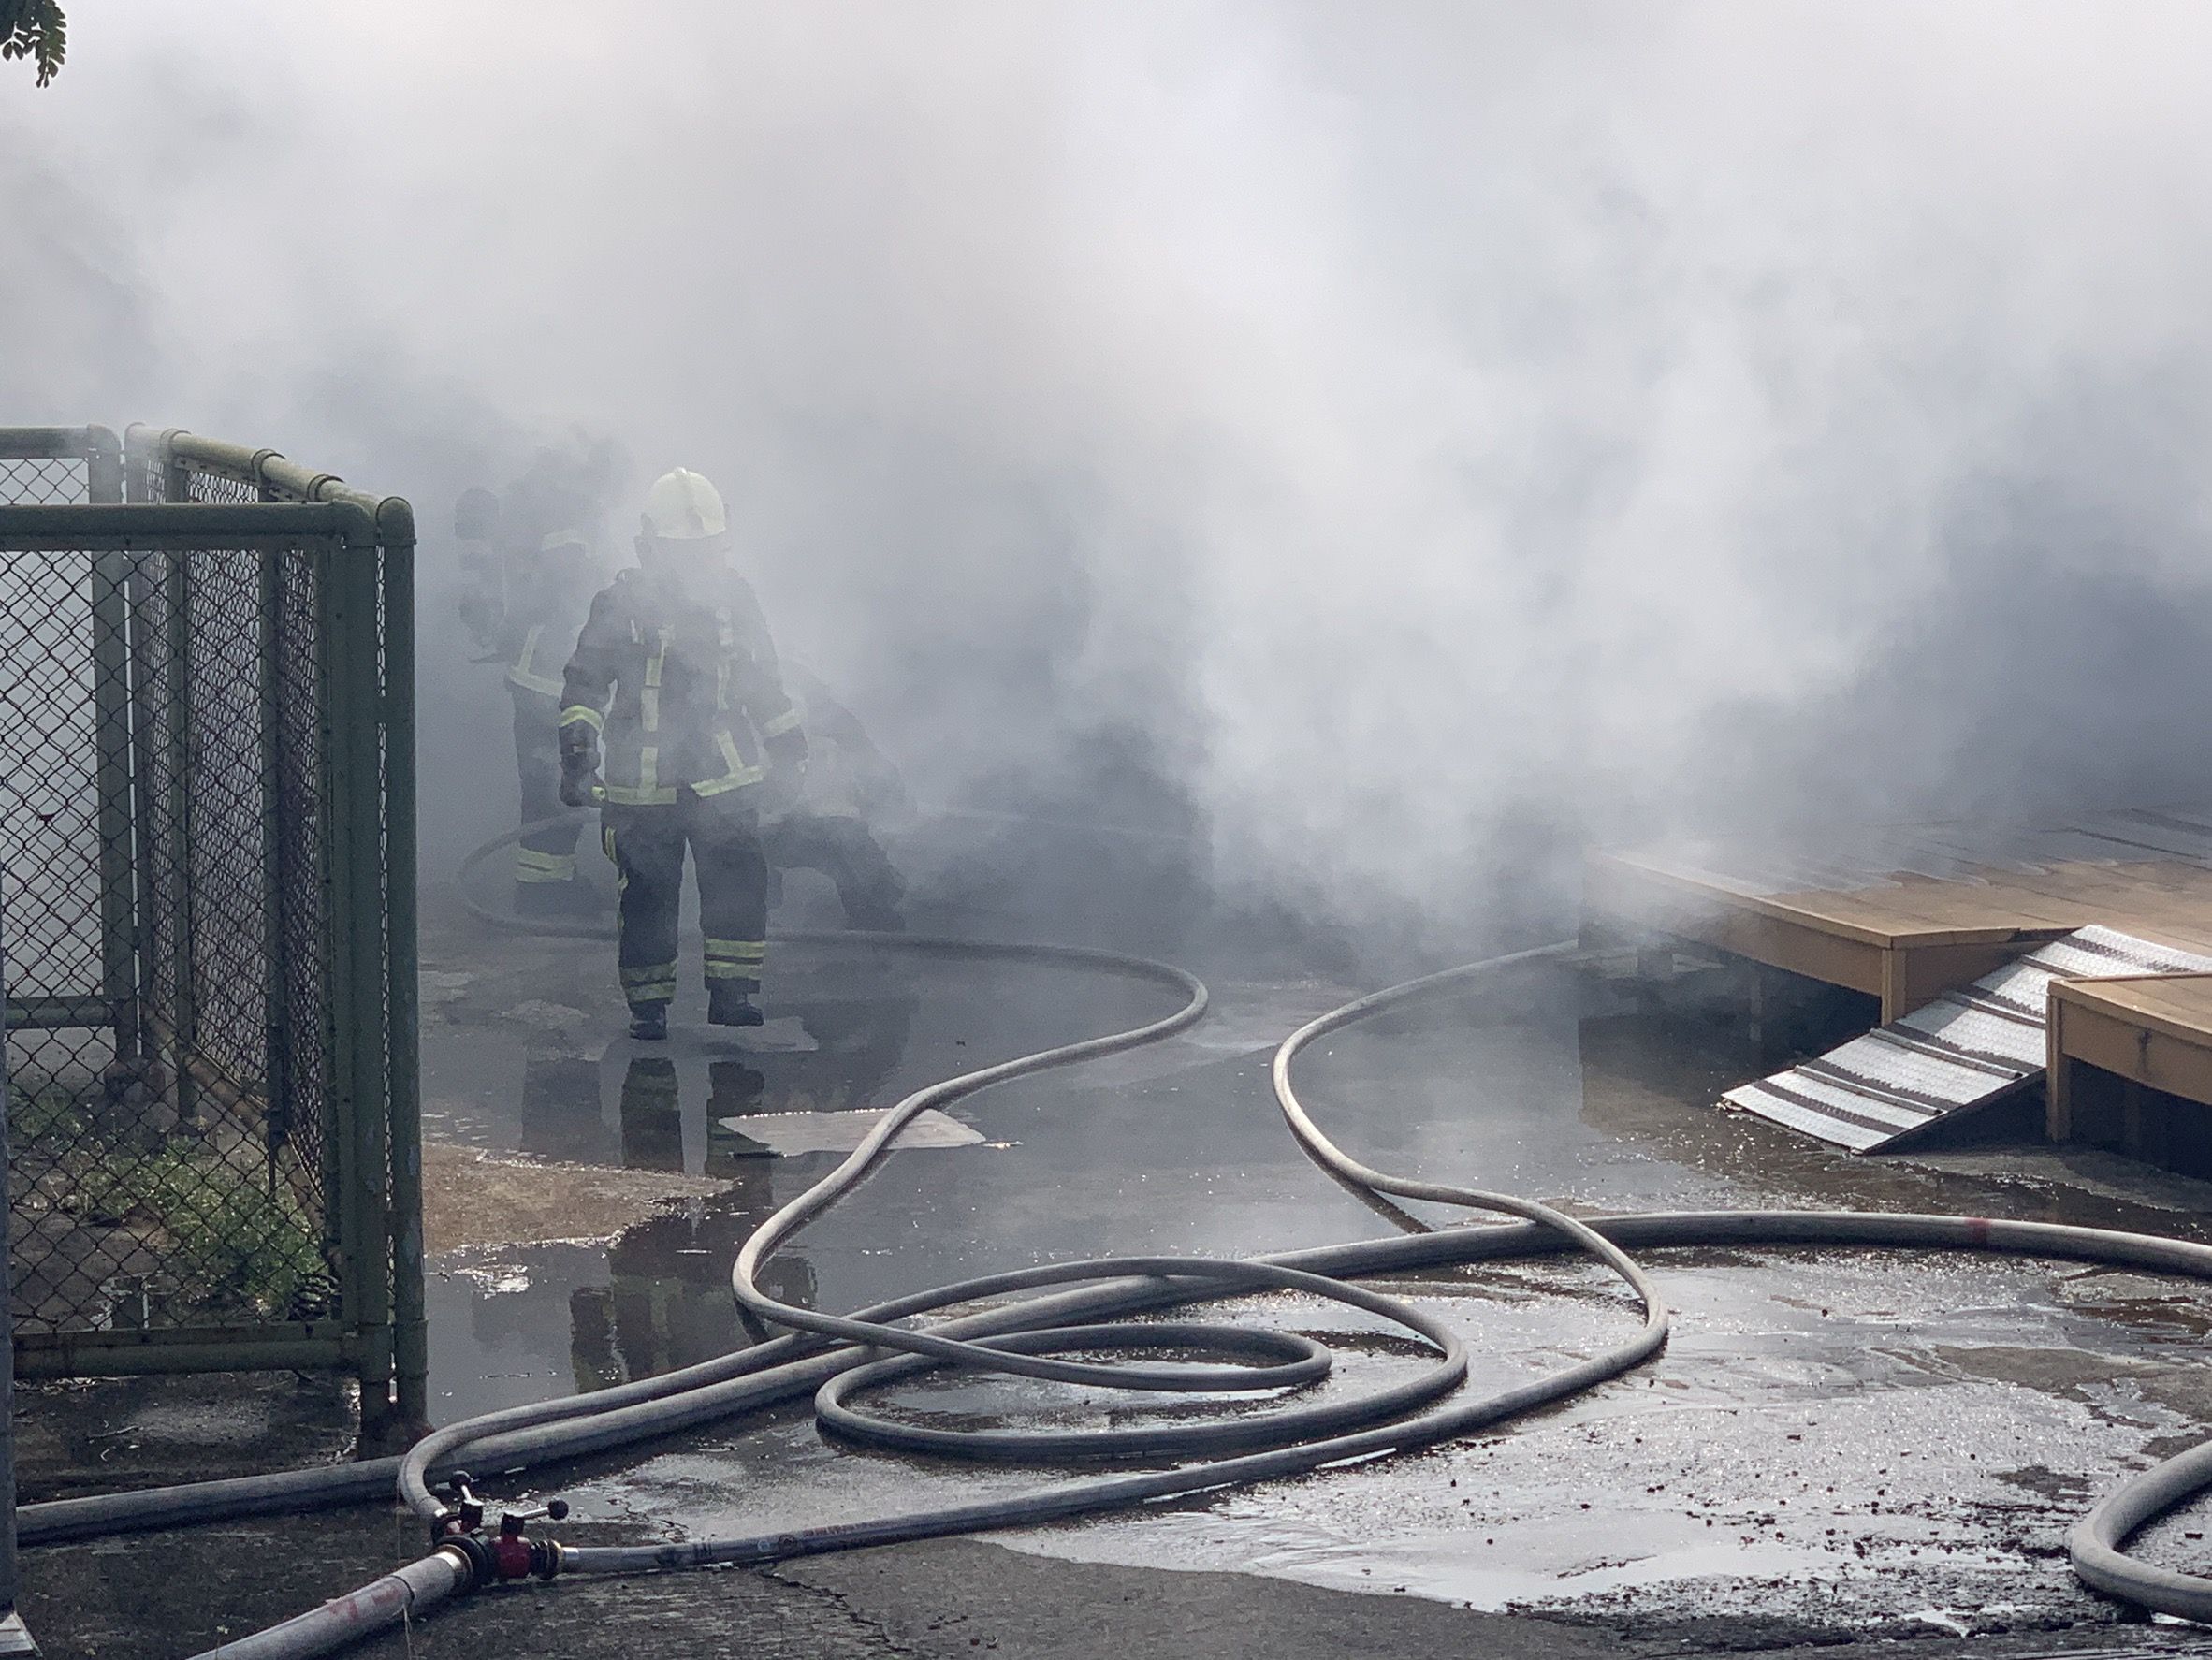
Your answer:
[570,1058,815,1390]
[429,1064,814,1413]
[501,961,924,1173]
[429,967,926,1414]
[447,1262,533,1296]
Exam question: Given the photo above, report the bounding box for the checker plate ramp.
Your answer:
[1722,925,2212,1152]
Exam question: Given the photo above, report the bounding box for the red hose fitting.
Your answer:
[430,1472,569,1583]
[492,1507,570,1580]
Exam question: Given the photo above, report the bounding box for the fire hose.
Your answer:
[18,819,2212,1653]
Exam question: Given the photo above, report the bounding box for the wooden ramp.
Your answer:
[1723,926,2212,1151]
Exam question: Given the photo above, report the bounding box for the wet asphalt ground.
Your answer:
[23,859,2212,1657]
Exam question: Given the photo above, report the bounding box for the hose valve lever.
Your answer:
[492,1499,570,1582]
[431,1471,485,1543]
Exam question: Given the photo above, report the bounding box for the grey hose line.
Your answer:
[553,941,1670,1575]
[573,941,2212,1620]
[710,946,1663,1435]
[1281,952,2212,1621]
[130,1210,2212,1608]
[156,1216,2212,1653]
[549,1203,2212,1580]
[97,900,2212,1651]
[202,1552,473,1660]
[100,1198,2212,1552]
[457,816,608,938]
[2073,1425,2212,1617]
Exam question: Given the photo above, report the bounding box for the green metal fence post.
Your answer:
[83,430,139,1065]
[0,887,32,1655]
[160,527,198,1129]
[374,498,429,1433]
[321,504,396,1447]
[126,432,191,1128]
[80,429,122,504]
[257,542,295,1194]
[120,433,160,1084]
[316,521,366,1436]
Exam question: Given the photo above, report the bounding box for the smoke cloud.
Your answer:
[8,3,2212,958]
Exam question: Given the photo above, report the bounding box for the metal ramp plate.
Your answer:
[1722,925,2212,1152]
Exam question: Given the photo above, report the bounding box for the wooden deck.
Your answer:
[1589,816,2212,1020]
[1586,808,2212,1158]
[2048,974,2212,1145]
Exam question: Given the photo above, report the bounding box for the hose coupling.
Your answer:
[435,1532,497,1592]
[429,1471,570,1583]
[493,1502,571,1582]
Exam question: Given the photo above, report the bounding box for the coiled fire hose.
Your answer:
[19,819,2212,1653]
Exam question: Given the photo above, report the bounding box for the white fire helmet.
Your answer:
[640,468,728,542]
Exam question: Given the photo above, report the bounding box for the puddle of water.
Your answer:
[1152,1508,2022,1610]
[420,943,1238,1414]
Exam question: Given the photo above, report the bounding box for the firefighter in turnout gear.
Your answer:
[559,468,807,1040]
[455,450,612,916]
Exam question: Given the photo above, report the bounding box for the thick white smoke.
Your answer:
[7,3,2212,952]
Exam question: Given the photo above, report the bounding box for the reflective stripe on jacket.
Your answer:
[506,622,565,697]
[559,565,799,806]
[502,531,598,698]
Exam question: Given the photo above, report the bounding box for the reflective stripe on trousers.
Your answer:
[703,937,767,981]
[619,960,678,1006]
[515,846,577,883]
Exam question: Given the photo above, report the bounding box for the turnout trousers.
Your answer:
[513,689,584,885]
[600,791,768,1012]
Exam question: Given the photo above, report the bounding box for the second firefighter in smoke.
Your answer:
[454,447,617,917]
[559,468,808,1039]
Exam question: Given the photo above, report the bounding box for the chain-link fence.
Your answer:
[0,426,423,1443]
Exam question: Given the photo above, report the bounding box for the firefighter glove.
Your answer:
[558,761,602,808]
[559,728,602,808]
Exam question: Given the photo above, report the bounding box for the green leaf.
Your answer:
[0,0,66,87]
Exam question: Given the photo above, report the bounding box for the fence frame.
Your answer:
[0,426,425,1445]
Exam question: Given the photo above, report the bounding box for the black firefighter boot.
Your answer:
[707,982,764,1027]
[628,1000,670,1041]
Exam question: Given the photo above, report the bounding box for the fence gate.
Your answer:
[0,425,424,1445]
